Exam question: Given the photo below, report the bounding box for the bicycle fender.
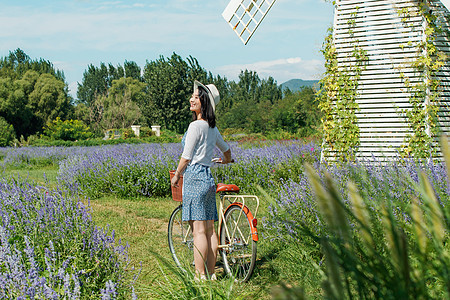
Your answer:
[225,203,258,242]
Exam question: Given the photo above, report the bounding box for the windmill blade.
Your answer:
[222,0,277,45]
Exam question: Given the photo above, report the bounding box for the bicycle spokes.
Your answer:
[168,205,194,272]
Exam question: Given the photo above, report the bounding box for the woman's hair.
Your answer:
[193,85,216,128]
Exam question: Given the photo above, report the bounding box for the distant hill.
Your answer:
[280,79,320,92]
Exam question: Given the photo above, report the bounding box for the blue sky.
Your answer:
[0,0,335,98]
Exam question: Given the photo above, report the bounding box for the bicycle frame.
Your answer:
[176,193,260,247]
[218,194,260,247]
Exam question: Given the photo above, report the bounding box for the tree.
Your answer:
[295,86,322,136]
[76,63,112,106]
[77,61,142,106]
[76,77,145,134]
[216,70,282,132]
[272,91,300,133]
[99,77,145,130]
[142,53,208,133]
[248,100,274,133]
[0,50,72,137]
[229,70,261,105]
[0,116,15,146]
[124,60,142,79]
[0,48,65,81]
[28,73,73,132]
[271,87,322,135]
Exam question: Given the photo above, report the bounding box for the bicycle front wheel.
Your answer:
[168,205,194,272]
[220,204,257,282]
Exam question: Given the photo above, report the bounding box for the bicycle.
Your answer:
[167,160,260,282]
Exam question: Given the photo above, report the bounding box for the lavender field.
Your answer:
[0,178,135,298]
[0,140,449,298]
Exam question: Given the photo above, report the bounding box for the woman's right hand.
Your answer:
[171,172,180,187]
[212,157,234,164]
[222,149,232,164]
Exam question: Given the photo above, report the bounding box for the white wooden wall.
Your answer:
[330,0,450,159]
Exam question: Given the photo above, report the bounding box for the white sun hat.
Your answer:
[194,80,220,112]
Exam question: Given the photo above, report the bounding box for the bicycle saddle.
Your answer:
[216,183,240,193]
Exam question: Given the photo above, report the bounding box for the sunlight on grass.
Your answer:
[1,165,59,188]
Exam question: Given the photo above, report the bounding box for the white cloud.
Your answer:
[214,57,324,84]
[0,3,222,52]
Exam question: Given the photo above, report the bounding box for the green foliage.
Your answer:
[76,77,146,135]
[0,116,15,146]
[100,77,145,131]
[29,137,145,147]
[142,53,208,133]
[217,70,284,133]
[76,56,322,137]
[268,137,450,299]
[397,3,448,159]
[121,127,136,139]
[318,23,367,161]
[301,155,449,299]
[43,117,93,141]
[0,48,65,81]
[139,126,154,138]
[28,73,72,130]
[273,87,322,136]
[76,61,141,106]
[0,50,72,138]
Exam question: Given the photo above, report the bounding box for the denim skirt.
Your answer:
[182,163,218,222]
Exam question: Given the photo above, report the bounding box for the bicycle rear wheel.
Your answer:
[220,204,257,282]
[168,205,194,272]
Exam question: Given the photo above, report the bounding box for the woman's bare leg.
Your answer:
[190,220,208,276]
[205,220,218,276]
[190,220,218,277]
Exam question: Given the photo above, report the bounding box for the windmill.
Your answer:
[222,0,277,45]
[223,0,450,160]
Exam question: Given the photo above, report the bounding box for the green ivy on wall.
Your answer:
[397,1,448,159]
[318,9,367,161]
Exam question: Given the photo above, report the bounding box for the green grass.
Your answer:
[84,195,179,291]
[86,194,284,299]
[1,164,59,189]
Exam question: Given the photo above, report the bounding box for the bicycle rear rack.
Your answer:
[222,195,260,219]
[218,194,260,247]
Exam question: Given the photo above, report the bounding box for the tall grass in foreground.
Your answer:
[269,137,450,299]
[138,253,261,299]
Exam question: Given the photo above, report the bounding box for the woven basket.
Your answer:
[169,170,183,202]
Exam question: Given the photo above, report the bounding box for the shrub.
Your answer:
[139,126,154,138]
[0,117,15,147]
[56,140,320,198]
[121,127,136,139]
[43,117,93,141]
[57,143,182,198]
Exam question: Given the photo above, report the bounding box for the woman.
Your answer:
[171,80,232,281]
